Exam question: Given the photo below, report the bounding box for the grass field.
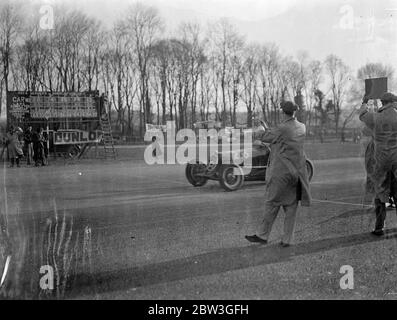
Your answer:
[305,141,365,160]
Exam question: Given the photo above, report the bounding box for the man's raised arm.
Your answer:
[359,96,375,130]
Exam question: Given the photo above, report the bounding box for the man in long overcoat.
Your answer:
[245,101,311,247]
[359,92,397,235]
[6,126,23,168]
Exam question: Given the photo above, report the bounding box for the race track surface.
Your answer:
[0,157,396,299]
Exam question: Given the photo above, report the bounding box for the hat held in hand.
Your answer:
[280,101,297,113]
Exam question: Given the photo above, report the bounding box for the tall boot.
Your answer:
[9,158,14,168]
[16,157,20,168]
[373,198,386,235]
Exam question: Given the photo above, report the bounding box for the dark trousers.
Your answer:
[374,198,386,231]
[374,197,397,231]
[26,143,33,164]
[10,157,20,167]
[258,201,299,244]
[33,144,44,165]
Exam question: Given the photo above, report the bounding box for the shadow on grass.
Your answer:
[67,228,397,298]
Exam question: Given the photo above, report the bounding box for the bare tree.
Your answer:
[151,39,172,124]
[179,22,206,127]
[324,54,350,135]
[281,55,306,122]
[82,18,104,92]
[313,89,328,143]
[126,3,163,136]
[305,59,322,131]
[101,21,131,134]
[256,43,283,125]
[241,44,258,128]
[0,1,21,115]
[208,19,244,127]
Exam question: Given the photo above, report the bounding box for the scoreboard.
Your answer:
[6,91,101,127]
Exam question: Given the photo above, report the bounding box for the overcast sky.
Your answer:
[141,0,299,21]
[26,0,397,72]
[41,0,300,20]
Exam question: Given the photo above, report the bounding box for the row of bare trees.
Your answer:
[0,1,393,140]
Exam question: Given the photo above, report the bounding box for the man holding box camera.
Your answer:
[359,92,397,236]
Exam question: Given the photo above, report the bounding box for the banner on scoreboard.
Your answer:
[53,130,103,145]
[7,91,99,124]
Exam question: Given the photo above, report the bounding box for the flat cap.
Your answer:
[380,92,397,102]
[280,101,297,113]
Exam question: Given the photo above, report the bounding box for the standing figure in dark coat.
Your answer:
[24,126,34,165]
[42,131,49,165]
[359,92,397,235]
[6,126,24,168]
[32,127,46,167]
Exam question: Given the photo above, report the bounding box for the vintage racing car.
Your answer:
[185,141,314,192]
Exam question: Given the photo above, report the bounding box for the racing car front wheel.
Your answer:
[185,163,208,187]
[219,165,244,192]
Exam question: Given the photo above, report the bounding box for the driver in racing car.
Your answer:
[245,101,311,247]
[250,119,271,160]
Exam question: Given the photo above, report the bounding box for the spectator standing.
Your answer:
[32,127,46,167]
[359,92,397,236]
[24,126,34,165]
[42,131,49,165]
[6,126,24,168]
